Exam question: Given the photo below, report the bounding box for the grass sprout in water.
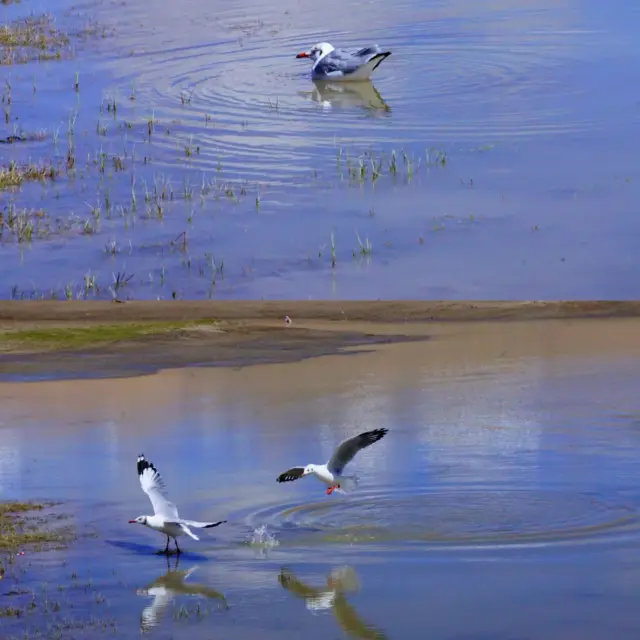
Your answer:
[0,1,452,300]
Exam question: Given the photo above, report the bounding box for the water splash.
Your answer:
[247,524,280,548]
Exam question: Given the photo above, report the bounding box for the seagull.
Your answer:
[279,566,388,640]
[128,454,227,554]
[137,559,227,632]
[296,42,392,82]
[276,428,388,495]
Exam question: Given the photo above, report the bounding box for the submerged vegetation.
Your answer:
[0,160,58,188]
[0,502,119,636]
[0,14,70,65]
[0,1,453,301]
[0,501,70,551]
[0,500,222,636]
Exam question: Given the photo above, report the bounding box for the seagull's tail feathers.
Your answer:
[180,519,227,530]
[370,51,392,71]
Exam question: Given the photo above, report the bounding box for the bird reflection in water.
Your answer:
[279,566,387,640]
[136,555,228,633]
[299,81,391,113]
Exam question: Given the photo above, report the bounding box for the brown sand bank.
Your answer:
[1,300,640,325]
[0,301,639,380]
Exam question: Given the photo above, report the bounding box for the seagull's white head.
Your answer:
[296,42,334,63]
[128,515,148,525]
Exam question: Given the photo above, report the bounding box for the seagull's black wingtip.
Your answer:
[137,454,156,476]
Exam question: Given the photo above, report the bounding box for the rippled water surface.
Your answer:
[2,324,640,638]
[1,0,640,297]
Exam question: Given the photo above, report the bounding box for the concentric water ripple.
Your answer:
[92,0,603,181]
[237,487,640,550]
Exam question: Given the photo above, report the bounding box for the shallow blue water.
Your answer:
[2,333,640,637]
[1,0,640,298]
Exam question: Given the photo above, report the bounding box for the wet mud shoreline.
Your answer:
[0,300,639,380]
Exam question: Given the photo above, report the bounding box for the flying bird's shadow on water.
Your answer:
[135,554,228,632]
[298,80,391,113]
[279,565,388,640]
[104,539,209,561]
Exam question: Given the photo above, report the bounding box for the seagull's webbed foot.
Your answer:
[326,484,341,495]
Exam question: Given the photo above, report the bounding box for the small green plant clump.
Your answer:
[0,501,70,552]
[0,14,70,65]
[0,161,58,189]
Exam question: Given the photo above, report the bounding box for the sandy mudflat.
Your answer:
[0,300,639,380]
[1,300,640,324]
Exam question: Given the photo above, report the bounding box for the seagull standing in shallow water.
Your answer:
[128,454,227,554]
[276,428,389,495]
[296,42,392,82]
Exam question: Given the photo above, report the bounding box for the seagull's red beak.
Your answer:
[128,519,137,523]
[296,51,309,58]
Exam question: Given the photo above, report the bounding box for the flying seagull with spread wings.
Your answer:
[129,454,227,554]
[296,42,392,82]
[276,428,388,495]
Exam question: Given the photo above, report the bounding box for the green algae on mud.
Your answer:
[0,501,72,552]
[0,319,220,352]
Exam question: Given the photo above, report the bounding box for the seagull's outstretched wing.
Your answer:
[180,518,227,529]
[327,429,388,475]
[276,467,306,483]
[137,454,179,520]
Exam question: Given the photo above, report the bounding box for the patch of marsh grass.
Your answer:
[0,14,70,65]
[0,502,70,552]
[0,161,58,189]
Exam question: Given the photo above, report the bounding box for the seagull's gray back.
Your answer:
[315,44,383,76]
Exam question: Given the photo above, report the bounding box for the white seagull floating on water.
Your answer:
[129,454,226,554]
[296,42,392,82]
[276,428,389,495]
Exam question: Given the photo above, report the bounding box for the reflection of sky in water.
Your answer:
[2,1,639,301]
[0,430,21,496]
[87,0,638,168]
[1,338,639,511]
[2,337,640,639]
